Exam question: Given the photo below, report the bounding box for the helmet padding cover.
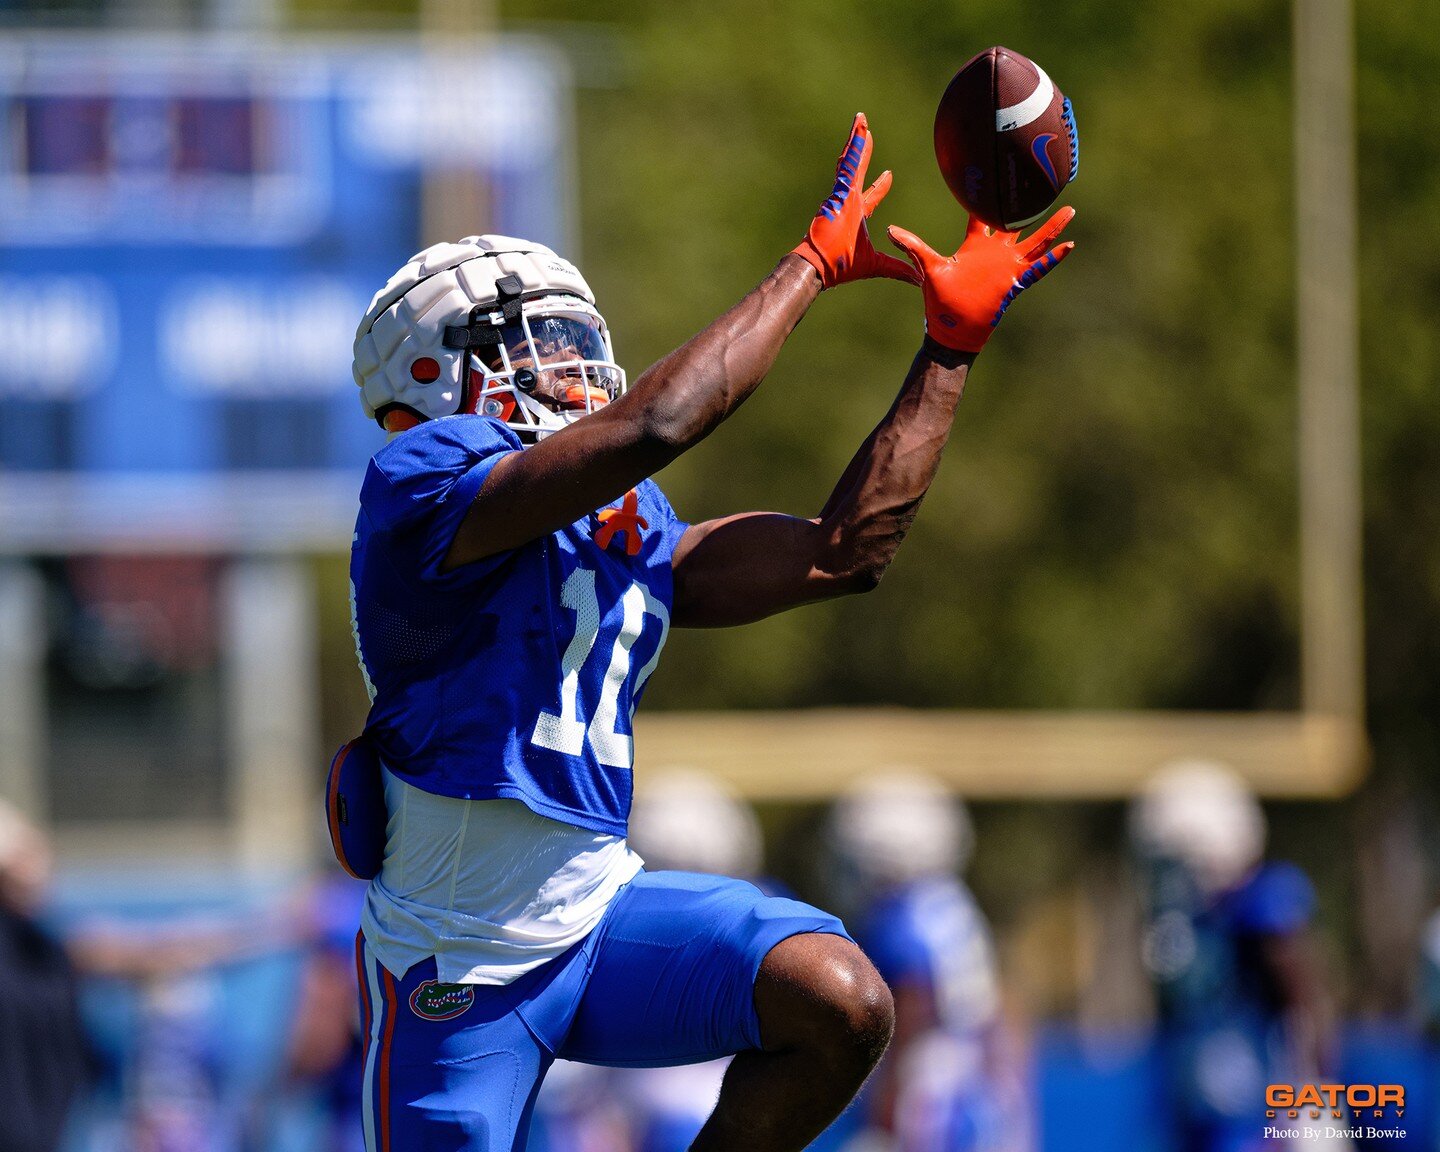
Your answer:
[353,234,596,424]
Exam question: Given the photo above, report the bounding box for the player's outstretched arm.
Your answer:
[444,256,816,567]
[443,115,910,570]
[670,208,1074,628]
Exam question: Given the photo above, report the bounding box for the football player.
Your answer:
[828,774,1031,1152]
[347,113,1073,1152]
[1130,761,1331,1152]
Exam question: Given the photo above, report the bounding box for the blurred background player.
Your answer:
[0,799,324,1152]
[1129,761,1333,1152]
[0,800,89,1152]
[827,773,1032,1152]
[267,871,370,1152]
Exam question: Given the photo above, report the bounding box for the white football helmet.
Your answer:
[1129,759,1266,896]
[352,234,624,439]
[829,770,975,890]
[629,769,763,879]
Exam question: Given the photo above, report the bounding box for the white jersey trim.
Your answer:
[361,766,642,985]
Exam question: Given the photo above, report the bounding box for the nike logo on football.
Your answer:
[1031,133,1060,190]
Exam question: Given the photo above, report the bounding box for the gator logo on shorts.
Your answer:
[409,981,475,1021]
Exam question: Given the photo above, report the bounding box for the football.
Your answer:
[934,46,1079,230]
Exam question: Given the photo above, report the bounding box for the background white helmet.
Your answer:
[829,770,975,891]
[628,769,763,879]
[352,234,624,438]
[1129,759,1266,896]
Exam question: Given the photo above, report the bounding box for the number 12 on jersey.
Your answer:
[531,567,669,769]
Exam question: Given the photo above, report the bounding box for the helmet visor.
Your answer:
[472,300,624,435]
[480,309,609,372]
[526,313,610,364]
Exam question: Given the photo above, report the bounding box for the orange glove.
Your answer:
[887,208,1076,353]
[793,114,918,290]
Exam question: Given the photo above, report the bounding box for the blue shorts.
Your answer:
[355,870,851,1152]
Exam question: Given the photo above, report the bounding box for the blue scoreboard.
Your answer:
[0,33,572,548]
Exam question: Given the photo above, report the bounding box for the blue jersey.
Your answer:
[855,880,1018,1152]
[1143,858,1316,1131]
[1147,859,1315,1030]
[859,877,999,1039]
[349,415,688,836]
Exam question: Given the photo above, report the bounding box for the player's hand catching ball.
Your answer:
[887,208,1075,353]
[793,114,919,290]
